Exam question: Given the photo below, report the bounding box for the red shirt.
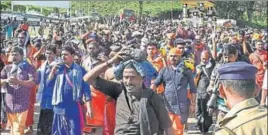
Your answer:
[19,24,29,31]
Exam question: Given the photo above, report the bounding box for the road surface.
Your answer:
[1,103,215,135]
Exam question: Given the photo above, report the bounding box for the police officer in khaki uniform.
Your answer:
[214,61,267,135]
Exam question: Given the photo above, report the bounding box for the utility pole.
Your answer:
[87,1,90,15]
[171,0,173,20]
[139,0,143,26]
[11,2,14,11]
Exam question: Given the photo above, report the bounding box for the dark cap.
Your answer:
[218,62,257,80]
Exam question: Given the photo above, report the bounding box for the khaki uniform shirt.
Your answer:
[214,98,267,135]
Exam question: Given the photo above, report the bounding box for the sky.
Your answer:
[12,1,70,9]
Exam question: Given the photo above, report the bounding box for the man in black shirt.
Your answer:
[83,52,173,135]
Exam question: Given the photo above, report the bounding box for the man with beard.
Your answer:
[151,48,197,135]
[17,31,38,68]
[83,51,173,135]
[249,40,267,102]
[1,46,37,135]
[194,50,216,134]
[81,42,102,72]
[81,41,106,133]
[193,35,207,66]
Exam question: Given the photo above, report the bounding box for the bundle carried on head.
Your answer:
[119,48,147,62]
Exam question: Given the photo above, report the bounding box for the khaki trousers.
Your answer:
[7,110,28,135]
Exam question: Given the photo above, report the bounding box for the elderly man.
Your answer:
[1,46,37,135]
[194,50,216,134]
[214,62,267,135]
[151,48,197,135]
[83,51,173,135]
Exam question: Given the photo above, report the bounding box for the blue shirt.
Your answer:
[50,63,91,115]
[37,63,55,109]
[154,64,196,116]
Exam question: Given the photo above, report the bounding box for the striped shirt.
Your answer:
[1,62,37,113]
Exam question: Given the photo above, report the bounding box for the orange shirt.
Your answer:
[147,54,166,94]
[0,53,8,65]
[6,45,38,68]
[26,45,39,69]
[147,55,165,72]
[249,50,268,86]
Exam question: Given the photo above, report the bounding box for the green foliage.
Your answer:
[1,1,11,10]
[28,5,41,12]
[1,1,266,28]
[70,1,182,16]
[14,5,26,13]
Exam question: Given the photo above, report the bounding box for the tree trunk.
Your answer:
[246,1,255,23]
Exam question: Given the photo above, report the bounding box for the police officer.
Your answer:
[214,62,267,135]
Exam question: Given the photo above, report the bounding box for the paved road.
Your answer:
[1,103,215,135]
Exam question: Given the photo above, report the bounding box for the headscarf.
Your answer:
[114,60,145,80]
[114,60,158,84]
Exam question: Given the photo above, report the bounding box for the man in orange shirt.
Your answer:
[147,41,166,94]
[249,40,267,101]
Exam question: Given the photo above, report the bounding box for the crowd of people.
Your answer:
[0,15,267,135]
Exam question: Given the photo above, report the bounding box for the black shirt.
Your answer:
[92,77,172,134]
[196,58,216,99]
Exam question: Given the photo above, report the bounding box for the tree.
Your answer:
[214,1,239,19]
[14,5,26,12]
[1,1,11,10]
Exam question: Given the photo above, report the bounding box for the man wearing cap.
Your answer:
[151,48,197,135]
[214,62,267,135]
[83,51,173,135]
